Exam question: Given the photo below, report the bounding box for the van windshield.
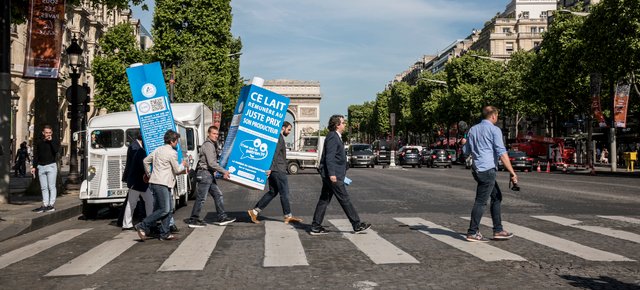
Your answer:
[91,129,124,149]
[125,128,140,147]
[186,128,195,150]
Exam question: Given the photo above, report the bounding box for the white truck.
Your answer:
[79,103,212,218]
[285,136,325,174]
[170,103,213,193]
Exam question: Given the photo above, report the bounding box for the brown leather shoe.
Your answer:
[284,215,303,224]
[247,209,261,224]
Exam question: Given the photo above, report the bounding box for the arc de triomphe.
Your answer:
[263,80,321,151]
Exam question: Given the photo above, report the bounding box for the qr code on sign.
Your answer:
[150,98,166,112]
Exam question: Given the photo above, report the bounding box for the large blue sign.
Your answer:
[220,84,289,190]
[126,62,182,161]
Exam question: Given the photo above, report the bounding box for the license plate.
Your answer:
[107,189,128,197]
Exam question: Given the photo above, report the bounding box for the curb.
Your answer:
[0,203,82,242]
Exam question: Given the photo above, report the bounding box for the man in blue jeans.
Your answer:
[462,106,518,242]
[184,125,235,227]
[247,121,303,224]
[31,125,59,213]
[136,130,187,241]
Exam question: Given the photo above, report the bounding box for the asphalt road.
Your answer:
[1,165,639,289]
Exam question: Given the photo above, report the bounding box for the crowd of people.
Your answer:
[24,107,529,244]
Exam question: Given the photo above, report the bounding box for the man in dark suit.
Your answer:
[120,133,154,230]
[310,114,371,235]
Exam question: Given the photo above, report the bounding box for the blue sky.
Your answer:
[132,0,509,125]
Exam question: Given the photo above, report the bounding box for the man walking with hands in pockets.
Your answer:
[462,106,518,242]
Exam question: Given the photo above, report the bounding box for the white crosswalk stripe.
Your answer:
[598,215,640,225]
[329,219,419,264]
[394,217,526,262]
[46,231,139,276]
[461,217,633,261]
[0,228,92,270]
[158,225,226,271]
[263,221,308,267]
[3,215,640,277]
[533,215,640,244]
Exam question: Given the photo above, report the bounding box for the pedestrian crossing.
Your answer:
[0,215,638,277]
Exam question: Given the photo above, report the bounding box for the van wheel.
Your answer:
[288,162,300,175]
[418,164,422,168]
[82,201,99,219]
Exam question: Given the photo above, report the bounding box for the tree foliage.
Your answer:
[92,23,150,112]
[152,0,241,122]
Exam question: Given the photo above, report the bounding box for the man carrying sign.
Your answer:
[136,130,187,241]
[247,121,303,224]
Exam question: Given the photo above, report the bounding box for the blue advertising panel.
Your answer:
[220,84,289,190]
[125,62,182,161]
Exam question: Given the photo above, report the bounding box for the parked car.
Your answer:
[446,149,458,164]
[498,150,534,172]
[347,144,374,168]
[398,147,422,168]
[425,149,453,168]
[372,139,392,165]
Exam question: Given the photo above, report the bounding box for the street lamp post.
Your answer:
[65,35,83,187]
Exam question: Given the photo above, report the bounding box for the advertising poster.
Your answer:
[613,83,630,128]
[220,82,290,190]
[24,0,66,78]
[126,62,183,160]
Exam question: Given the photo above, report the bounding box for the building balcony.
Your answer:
[490,33,518,40]
[518,32,544,39]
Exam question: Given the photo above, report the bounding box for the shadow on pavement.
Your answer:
[559,275,640,290]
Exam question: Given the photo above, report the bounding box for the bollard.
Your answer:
[546,161,550,173]
[536,162,541,173]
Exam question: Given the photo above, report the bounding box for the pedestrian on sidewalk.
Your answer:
[120,133,154,230]
[309,115,371,235]
[600,148,609,164]
[462,106,518,242]
[184,126,235,228]
[15,142,31,177]
[135,130,187,241]
[31,125,60,213]
[247,121,303,225]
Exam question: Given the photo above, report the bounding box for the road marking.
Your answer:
[330,219,419,264]
[0,228,92,270]
[46,231,138,276]
[598,216,640,225]
[263,221,308,267]
[394,217,526,262]
[158,225,226,271]
[533,215,640,244]
[462,217,633,262]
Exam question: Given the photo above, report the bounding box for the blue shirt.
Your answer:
[463,119,507,172]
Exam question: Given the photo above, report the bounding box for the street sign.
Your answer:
[65,85,88,104]
[390,113,396,126]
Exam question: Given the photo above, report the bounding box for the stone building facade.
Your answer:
[263,80,322,150]
[10,4,146,159]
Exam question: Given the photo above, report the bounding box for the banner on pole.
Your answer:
[24,0,66,78]
[613,82,630,128]
[126,62,183,160]
[220,82,289,190]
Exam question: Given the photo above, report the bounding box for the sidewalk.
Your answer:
[556,163,640,178]
[0,165,83,242]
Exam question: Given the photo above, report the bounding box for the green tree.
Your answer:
[92,23,150,112]
[152,0,241,122]
[373,89,391,137]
